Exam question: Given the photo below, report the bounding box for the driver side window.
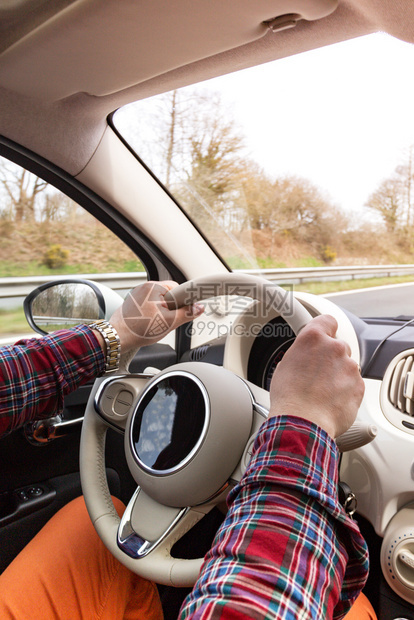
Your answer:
[0,156,146,342]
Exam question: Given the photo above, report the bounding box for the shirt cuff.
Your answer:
[232,415,341,522]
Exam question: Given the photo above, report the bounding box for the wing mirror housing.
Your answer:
[23,278,124,335]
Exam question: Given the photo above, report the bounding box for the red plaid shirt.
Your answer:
[180,417,369,619]
[0,325,104,437]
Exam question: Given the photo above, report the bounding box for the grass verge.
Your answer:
[0,260,145,277]
[0,307,31,337]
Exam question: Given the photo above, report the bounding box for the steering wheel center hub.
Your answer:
[124,362,254,508]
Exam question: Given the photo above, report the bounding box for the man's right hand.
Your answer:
[268,315,364,439]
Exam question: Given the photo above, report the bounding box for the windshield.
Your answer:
[114,33,414,316]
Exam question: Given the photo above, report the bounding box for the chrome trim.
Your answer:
[237,377,269,420]
[94,373,154,411]
[117,486,189,559]
[129,370,211,477]
[253,402,269,419]
[24,414,84,444]
[94,375,125,406]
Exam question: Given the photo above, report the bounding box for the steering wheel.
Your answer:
[80,273,313,586]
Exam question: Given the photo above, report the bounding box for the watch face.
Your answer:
[131,374,206,472]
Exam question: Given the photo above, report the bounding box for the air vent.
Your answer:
[189,345,210,362]
[380,348,414,435]
[389,355,414,416]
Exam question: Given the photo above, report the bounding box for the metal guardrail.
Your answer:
[0,273,147,299]
[1,265,414,299]
[241,264,414,284]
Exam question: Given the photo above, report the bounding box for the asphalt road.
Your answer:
[325,282,414,318]
[0,295,25,310]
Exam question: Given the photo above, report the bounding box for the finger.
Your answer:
[352,358,362,374]
[303,314,338,338]
[173,303,204,327]
[305,315,353,358]
[158,280,179,292]
[343,339,352,358]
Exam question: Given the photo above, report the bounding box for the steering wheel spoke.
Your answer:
[94,374,153,431]
[229,382,270,484]
[118,486,190,559]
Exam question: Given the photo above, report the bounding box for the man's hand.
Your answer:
[109,280,204,352]
[268,315,364,438]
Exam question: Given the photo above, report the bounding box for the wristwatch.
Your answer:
[89,320,121,374]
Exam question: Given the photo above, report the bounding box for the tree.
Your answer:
[396,146,414,229]
[149,88,193,187]
[149,89,247,235]
[0,159,48,221]
[366,146,414,234]
[365,176,401,233]
[118,88,247,215]
[239,163,276,230]
[165,89,178,187]
[177,117,245,224]
[244,173,343,242]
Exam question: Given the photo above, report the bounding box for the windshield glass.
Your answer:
[114,33,414,316]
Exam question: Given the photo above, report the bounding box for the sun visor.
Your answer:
[0,0,338,102]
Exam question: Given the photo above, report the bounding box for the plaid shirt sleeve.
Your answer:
[180,415,369,620]
[0,325,105,437]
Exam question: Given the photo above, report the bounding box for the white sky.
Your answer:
[201,32,414,216]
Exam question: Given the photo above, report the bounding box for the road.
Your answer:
[325,282,414,318]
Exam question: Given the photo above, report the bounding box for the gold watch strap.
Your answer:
[89,320,121,374]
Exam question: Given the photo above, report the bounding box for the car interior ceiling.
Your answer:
[0,1,414,175]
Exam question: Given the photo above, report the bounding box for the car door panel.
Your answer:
[0,342,178,571]
[0,469,122,573]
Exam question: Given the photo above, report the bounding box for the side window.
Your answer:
[0,156,146,342]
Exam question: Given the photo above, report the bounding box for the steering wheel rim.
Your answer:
[80,274,313,586]
[163,272,311,335]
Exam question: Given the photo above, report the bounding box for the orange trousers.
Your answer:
[0,496,164,620]
[345,593,377,619]
[0,495,376,619]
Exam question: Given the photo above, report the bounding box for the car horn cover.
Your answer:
[125,362,254,507]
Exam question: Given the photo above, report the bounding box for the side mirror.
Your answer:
[23,279,124,335]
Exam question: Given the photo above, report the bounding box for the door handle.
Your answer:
[24,414,84,445]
